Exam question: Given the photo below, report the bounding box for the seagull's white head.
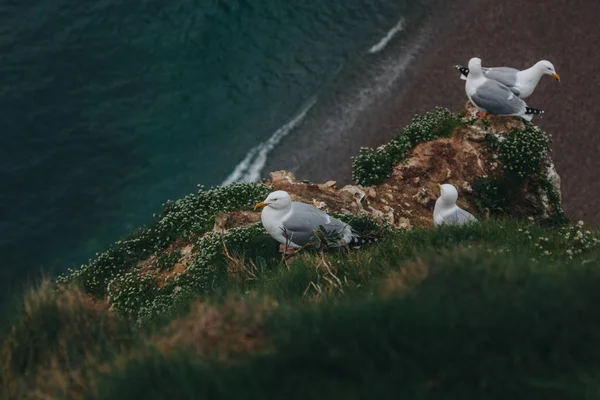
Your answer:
[467,57,483,77]
[254,190,292,211]
[535,60,560,81]
[437,183,458,206]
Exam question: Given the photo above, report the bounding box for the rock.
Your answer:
[317,180,337,191]
[312,199,327,210]
[260,104,564,229]
[396,217,412,230]
[213,211,229,233]
[212,211,260,233]
[461,181,473,193]
[339,185,366,208]
[413,187,430,206]
[269,170,296,183]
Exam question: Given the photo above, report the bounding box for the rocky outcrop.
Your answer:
[59,105,565,323]
[221,103,564,232]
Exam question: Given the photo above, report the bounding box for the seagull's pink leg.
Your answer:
[476,111,488,118]
[279,243,297,256]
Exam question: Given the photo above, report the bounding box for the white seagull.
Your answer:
[455,59,560,99]
[255,190,374,254]
[433,183,478,227]
[465,57,545,121]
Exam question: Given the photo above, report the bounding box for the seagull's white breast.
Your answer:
[260,207,289,245]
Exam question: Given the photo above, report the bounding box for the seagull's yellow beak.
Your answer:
[552,72,561,82]
[436,183,441,189]
[254,201,268,211]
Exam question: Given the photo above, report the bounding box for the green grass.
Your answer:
[3,219,600,399]
[89,221,600,400]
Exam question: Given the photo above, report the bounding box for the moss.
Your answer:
[98,212,389,324]
[471,176,518,214]
[352,107,459,186]
[103,223,274,324]
[538,177,569,227]
[157,249,182,272]
[58,183,272,298]
[473,122,561,222]
[499,123,550,179]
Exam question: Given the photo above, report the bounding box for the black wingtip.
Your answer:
[348,236,378,249]
[454,65,469,76]
[525,107,545,115]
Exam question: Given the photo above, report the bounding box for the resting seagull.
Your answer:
[433,184,478,227]
[455,59,560,99]
[465,57,544,121]
[254,190,374,254]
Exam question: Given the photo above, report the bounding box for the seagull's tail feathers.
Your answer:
[523,106,544,121]
[454,65,469,80]
[348,235,378,249]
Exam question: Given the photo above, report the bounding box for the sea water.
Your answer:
[0,0,430,292]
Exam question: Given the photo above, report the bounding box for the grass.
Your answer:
[2,218,600,399]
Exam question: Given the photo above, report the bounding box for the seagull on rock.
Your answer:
[254,190,375,254]
[465,57,545,121]
[455,59,560,99]
[433,183,478,227]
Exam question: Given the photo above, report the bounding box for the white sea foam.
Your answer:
[368,17,406,54]
[220,98,317,186]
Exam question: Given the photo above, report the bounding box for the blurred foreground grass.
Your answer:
[2,219,600,399]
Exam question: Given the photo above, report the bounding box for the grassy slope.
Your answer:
[2,219,600,399]
[0,108,589,398]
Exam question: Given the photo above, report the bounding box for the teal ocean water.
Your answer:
[0,0,431,291]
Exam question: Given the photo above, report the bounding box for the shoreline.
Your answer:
[264,0,600,226]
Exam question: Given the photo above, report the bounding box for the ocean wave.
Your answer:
[220,98,317,186]
[368,17,405,54]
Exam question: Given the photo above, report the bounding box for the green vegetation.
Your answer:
[0,108,591,398]
[56,183,274,323]
[498,123,550,178]
[352,107,460,186]
[2,219,600,399]
[471,122,565,223]
[57,183,273,298]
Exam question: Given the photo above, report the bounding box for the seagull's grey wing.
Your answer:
[443,207,477,225]
[456,207,477,224]
[281,202,350,247]
[482,67,521,96]
[471,80,525,115]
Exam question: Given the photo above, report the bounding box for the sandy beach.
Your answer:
[266,0,600,226]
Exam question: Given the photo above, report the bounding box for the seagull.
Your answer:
[455,59,560,99]
[465,57,545,121]
[254,190,375,254]
[433,183,478,226]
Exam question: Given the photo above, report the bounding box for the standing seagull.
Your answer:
[254,190,375,254]
[455,59,560,99]
[465,57,544,121]
[433,184,478,227]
